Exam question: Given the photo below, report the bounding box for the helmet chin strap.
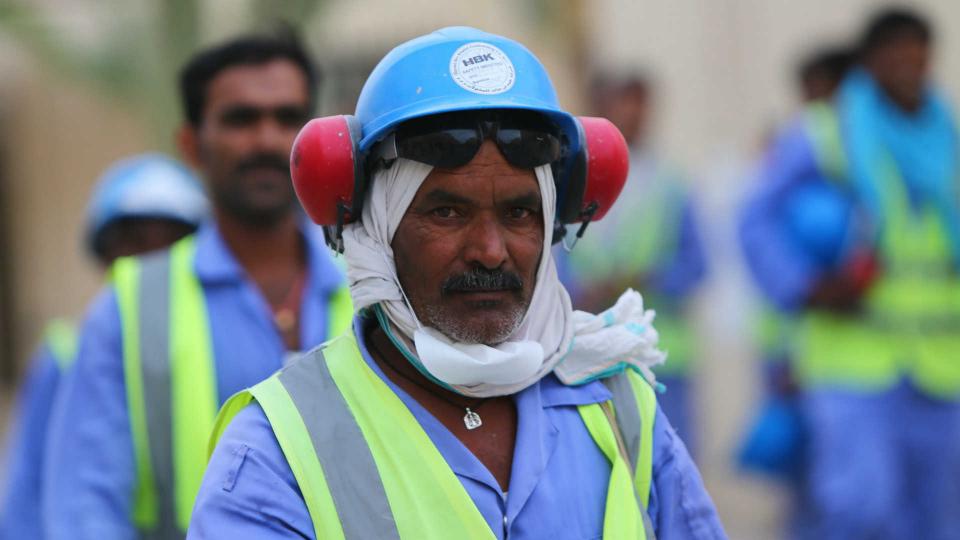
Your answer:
[560,201,599,252]
[382,249,424,331]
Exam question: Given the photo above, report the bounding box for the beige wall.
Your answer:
[2,64,152,374]
[589,0,960,168]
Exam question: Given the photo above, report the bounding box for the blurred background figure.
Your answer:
[739,7,960,539]
[797,47,854,104]
[0,154,208,539]
[736,44,852,539]
[557,72,708,454]
[41,31,352,540]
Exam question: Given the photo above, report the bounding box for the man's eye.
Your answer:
[275,107,311,128]
[431,207,458,218]
[508,207,534,219]
[220,108,260,127]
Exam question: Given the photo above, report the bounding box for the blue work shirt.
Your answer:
[189,317,726,539]
[0,346,62,540]
[738,119,824,311]
[42,221,345,540]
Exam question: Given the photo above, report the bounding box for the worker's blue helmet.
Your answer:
[291,26,631,249]
[784,179,853,268]
[85,153,209,255]
[355,26,580,156]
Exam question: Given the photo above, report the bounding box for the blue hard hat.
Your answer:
[355,26,581,157]
[736,396,806,478]
[85,153,209,253]
[784,179,853,268]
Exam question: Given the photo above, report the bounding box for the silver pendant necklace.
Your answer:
[464,408,484,430]
[369,332,490,430]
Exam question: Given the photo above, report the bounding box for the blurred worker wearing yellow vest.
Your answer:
[0,154,208,539]
[557,73,708,454]
[739,9,960,539]
[42,32,351,540]
[736,46,854,538]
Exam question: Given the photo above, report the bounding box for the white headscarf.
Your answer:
[342,158,664,397]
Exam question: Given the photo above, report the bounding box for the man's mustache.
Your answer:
[235,153,289,176]
[442,268,523,294]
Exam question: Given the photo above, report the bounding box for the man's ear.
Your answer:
[176,124,202,168]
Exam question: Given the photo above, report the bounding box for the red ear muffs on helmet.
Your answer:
[571,116,630,221]
[290,114,629,250]
[552,116,630,245]
[290,115,364,250]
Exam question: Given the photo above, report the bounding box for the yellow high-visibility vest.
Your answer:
[113,236,353,536]
[795,105,960,397]
[212,330,660,539]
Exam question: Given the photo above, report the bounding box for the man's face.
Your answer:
[602,87,650,148]
[802,72,842,103]
[97,218,196,267]
[868,36,931,112]
[392,140,545,345]
[183,59,311,225]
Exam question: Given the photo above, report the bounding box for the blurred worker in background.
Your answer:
[0,153,208,540]
[797,47,854,104]
[190,26,724,539]
[558,73,708,454]
[736,44,852,539]
[43,31,351,539]
[739,8,960,539]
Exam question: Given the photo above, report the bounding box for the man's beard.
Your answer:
[422,267,528,344]
[424,302,526,345]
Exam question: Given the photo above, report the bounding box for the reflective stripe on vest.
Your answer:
[115,236,356,535]
[115,237,216,536]
[600,370,658,539]
[212,332,658,539]
[43,318,78,372]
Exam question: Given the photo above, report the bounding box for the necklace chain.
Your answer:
[269,268,306,335]
[366,331,490,428]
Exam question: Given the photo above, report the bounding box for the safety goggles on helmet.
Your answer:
[371,109,563,170]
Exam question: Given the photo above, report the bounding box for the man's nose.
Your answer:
[462,214,509,270]
[253,117,291,153]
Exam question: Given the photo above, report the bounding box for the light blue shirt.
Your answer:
[738,118,825,311]
[0,346,62,540]
[42,221,344,540]
[189,317,726,539]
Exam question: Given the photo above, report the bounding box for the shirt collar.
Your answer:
[193,216,344,295]
[538,372,612,408]
[192,220,243,283]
